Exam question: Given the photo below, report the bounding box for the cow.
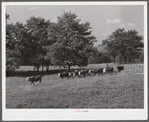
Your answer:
[26,75,42,85]
[58,72,70,79]
[72,70,79,78]
[117,66,124,72]
[106,67,114,73]
[79,69,89,78]
[68,72,74,78]
[93,68,104,76]
[88,69,94,76]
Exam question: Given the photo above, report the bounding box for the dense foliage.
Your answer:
[6,12,144,73]
[102,28,144,64]
[6,12,97,72]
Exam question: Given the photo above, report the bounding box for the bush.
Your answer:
[6,65,16,76]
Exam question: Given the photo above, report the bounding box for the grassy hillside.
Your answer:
[6,63,144,108]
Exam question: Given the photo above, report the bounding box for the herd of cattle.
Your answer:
[58,66,124,79]
[25,66,124,85]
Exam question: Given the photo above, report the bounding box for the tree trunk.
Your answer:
[46,65,49,71]
[128,58,131,63]
[42,66,44,72]
[107,63,109,67]
[68,65,71,72]
[37,66,39,72]
[114,56,116,64]
[33,66,36,71]
[124,56,127,64]
[120,57,122,63]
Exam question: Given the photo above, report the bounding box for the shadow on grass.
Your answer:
[6,68,88,77]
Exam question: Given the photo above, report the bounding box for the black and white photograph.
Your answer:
[2,1,148,121]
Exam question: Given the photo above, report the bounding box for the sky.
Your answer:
[6,4,144,46]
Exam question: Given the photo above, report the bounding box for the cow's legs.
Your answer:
[30,81,33,85]
[30,81,35,85]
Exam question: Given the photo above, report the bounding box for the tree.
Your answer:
[6,22,34,65]
[6,13,10,24]
[6,16,53,71]
[102,39,108,46]
[6,14,23,75]
[104,28,143,64]
[25,16,53,71]
[46,11,97,71]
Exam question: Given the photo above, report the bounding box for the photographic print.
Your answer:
[2,1,147,121]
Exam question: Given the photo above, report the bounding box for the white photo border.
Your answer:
[2,1,148,121]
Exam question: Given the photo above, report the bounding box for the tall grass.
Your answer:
[6,64,144,108]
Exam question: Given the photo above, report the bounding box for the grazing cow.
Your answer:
[58,72,69,79]
[68,72,74,78]
[117,66,124,72]
[78,70,82,78]
[93,68,104,76]
[88,69,94,76]
[72,70,79,78]
[106,67,114,73]
[26,75,42,85]
[79,69,89,77]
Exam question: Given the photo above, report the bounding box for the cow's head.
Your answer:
[58,73,61,77]
[26,77,30,82]
[78,71,81,76]
[103,68,106,73]
[69,72,72,77]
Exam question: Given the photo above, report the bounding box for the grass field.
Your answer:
[6,63,144,108]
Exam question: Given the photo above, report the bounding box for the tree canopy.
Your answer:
[6,11,97,71]
[103,28,143,63]
[6,11,144,74]
[44,12,97,71]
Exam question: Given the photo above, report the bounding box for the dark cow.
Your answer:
[117,66,124,72]
[93,68,104,75]
[26,75,42,85]
[79,69,89,77]
[88,69,94,76]
[68,72,74,78]
[58,72,69,79]
[72,70,79,78]
[106,67,114,73]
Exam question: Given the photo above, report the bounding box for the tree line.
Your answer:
[6,12,97,72]
[6,12,144,74]
[84,28,144,65]
[102,28,144,64]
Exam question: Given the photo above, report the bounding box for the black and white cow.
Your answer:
[79,69,89,77]
[106,67,114,73]
[88,69,94,76]
[26,75,42,85]
[68,72,74,78]
[58,72,70,79]
[72,70,79,78]
[117,66,124,72]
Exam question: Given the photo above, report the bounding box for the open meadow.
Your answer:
[6,63,144,108]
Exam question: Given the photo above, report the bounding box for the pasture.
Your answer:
[6,63,144,108]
